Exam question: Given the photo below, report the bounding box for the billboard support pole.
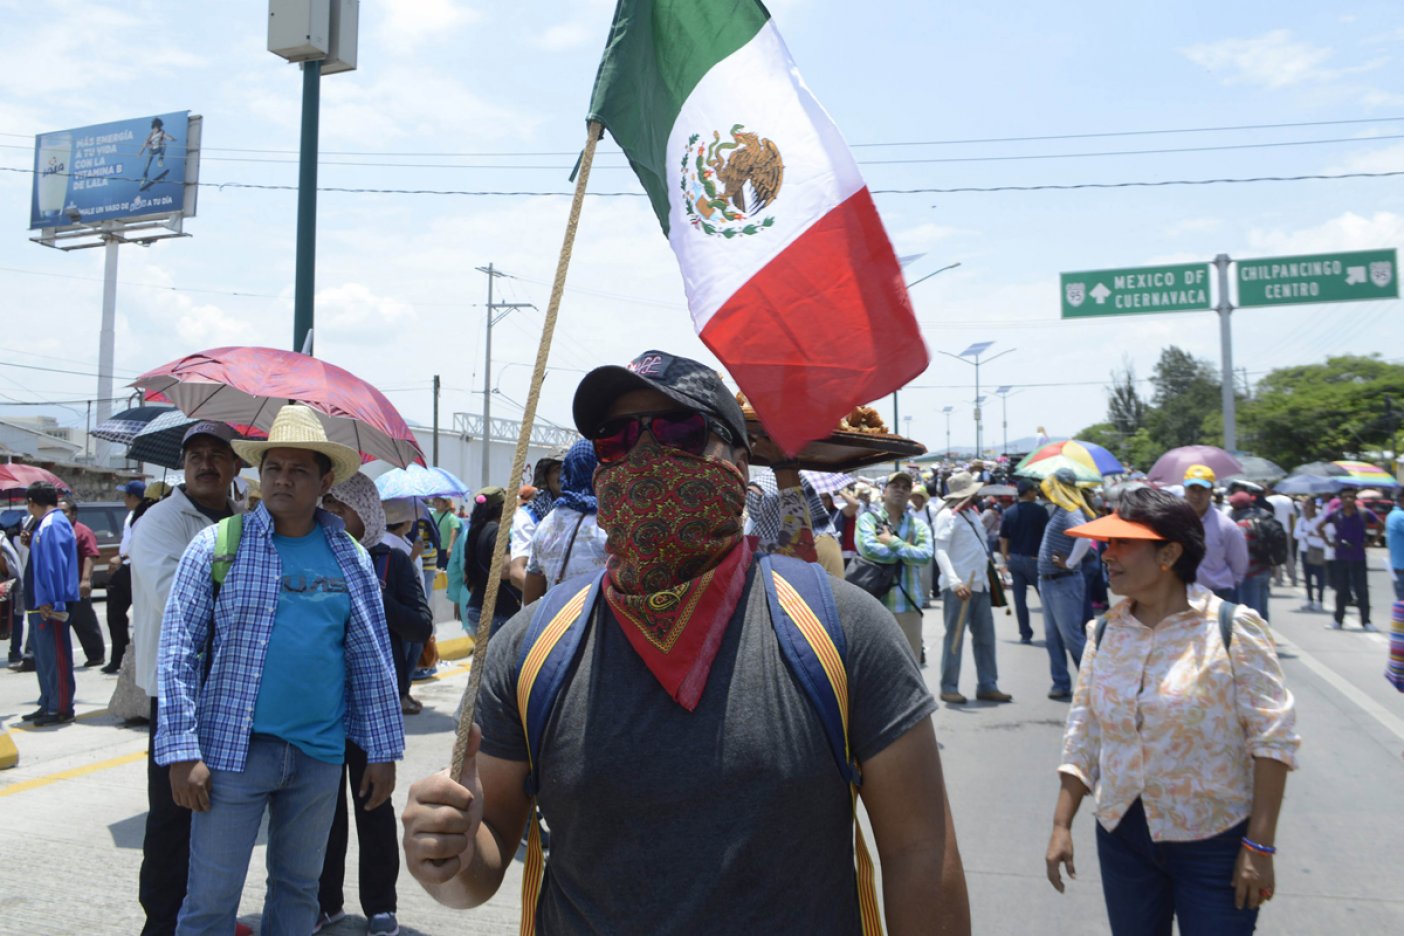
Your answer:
[293,60,321,356]
[1214,253,1236,451]
[95,236,119,466]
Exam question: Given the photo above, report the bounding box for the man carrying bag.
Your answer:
[853,472,932,664]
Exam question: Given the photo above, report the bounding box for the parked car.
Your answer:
[74,501,127,590]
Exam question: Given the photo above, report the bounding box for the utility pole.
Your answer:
[1214,253,1236,450]
[942,405,954,459]
[475,263,532,487]
[432,374,441,467]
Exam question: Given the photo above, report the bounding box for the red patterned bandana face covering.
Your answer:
[595,433,753,711]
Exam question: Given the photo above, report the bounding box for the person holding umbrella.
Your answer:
[155,405,404,936]
[1045,487,1299,934]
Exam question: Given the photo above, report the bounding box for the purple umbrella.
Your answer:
[1146,445,1244,485]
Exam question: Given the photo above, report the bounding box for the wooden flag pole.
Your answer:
[449,120,604,780]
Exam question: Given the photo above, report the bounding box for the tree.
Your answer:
[1107,358,1146,437]
[1238,355,1404,467]
[1145,346,1222,450]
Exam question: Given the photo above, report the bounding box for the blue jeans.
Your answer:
[1097,798,1258,935]
[939,588,998,694]
[1006,554,1039,640]
[1040,574,1086,694]
[1238,572,1271,621]
[30,612,74,715]
[179,736,342,936]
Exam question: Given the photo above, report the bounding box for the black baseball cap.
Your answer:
[573,350,750,453]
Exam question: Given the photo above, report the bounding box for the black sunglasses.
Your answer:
[591,411,733,464]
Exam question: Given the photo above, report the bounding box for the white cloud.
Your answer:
[1243,210,1404,255]
[377,0,481,55]
[533,23,596,52]
[316,282,416,330]
[1180,30,1338,89]
[1328,140,1404,173]
[1165,217,1224,238]
[318,66,543,146]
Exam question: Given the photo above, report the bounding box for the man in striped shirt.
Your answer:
[856,472,933,664]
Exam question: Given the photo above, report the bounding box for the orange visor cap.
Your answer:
[1065,512,1165,541]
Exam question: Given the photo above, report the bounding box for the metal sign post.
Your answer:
[1061,249,1398,451]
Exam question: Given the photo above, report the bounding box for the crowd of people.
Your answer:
[1,348,1401,935]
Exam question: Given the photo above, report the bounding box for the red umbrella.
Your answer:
[0,464,72,496]
[132,347,425,468]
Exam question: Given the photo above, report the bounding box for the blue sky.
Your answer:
[1,0,1401,455]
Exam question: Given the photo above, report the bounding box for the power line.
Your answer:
[5,165,1398,197]
[8,130,1400,169]
[5,115,1399,156]
[0,359,142,380]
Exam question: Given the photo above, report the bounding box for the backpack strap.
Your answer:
[1093,614,1108,649]
[211,514,244,592]
[760,553,882,936]
[513,570,605,936]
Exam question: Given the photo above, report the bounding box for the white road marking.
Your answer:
[1273,630,1404,744]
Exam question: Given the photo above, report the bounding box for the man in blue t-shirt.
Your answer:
[1387,487,1404,602]
[156,405,403,935]
[998,479,1049,644]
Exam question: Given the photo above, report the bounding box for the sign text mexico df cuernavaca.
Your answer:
[1060,263,1210,318]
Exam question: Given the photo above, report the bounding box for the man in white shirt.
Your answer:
[1264,485,1297,587]
[931,471,1011,705]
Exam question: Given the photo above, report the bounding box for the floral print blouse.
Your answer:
[1058,584,1300,842]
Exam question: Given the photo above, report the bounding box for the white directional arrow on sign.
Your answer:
[1346,266,1366,285]
[1090,282,1111,304]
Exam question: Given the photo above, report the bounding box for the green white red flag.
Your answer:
[587,0,929,453]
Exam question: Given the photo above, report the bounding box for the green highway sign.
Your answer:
[1060,263,1211,318]
[1236,248,1398,307]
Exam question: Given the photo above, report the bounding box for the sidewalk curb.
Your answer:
[438,635,475,660]
[0,728,17,770]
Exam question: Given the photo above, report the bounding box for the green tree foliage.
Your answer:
[1238,355,1404,467]
[1145,347,1222,450]
[1108,359,1147,436]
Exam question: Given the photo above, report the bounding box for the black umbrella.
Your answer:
[126,411,261,469]
[91,405,176,446]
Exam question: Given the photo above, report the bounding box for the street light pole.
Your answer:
[942,405,954,459]
[937,342,1014,459]
[995,385,1013,455]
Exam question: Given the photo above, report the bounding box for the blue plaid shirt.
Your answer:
[156,504,404,771]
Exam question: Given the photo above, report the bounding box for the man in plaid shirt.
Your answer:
[155,405,403,935]
[856,472,933,664]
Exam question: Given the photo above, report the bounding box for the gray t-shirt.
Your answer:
[478,565,936,935]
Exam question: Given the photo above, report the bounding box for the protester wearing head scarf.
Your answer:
[522,440,613,603]
[324,473,386,548]
[1038,467,1096,701]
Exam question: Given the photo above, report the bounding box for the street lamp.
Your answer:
[892,260,962,435]
[973,396,987,457]
[937,341,1014,456]
[941,405,954,459]
[995,385,1013,455]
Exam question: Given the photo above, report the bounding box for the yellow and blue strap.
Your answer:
[513,572,604,936]
[760,553,883,935]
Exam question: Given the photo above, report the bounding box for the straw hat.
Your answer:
[943,471,982,501]
[230,404,361,485]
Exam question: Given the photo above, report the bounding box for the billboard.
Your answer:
[29,111,193,230]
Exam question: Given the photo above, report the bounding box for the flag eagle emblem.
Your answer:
[680,124,784,238]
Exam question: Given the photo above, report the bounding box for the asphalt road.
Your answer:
[1,557,1401,934]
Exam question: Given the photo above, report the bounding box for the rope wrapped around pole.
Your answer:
[449,120,603,779]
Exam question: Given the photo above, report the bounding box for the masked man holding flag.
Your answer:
[403,351,970,935]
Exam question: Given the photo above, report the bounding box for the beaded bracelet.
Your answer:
[1240,836,1277,856]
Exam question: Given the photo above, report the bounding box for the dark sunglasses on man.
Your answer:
[591,411,737,465]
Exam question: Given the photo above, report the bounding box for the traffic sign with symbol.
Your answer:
[1235,248,1398,307]
[1060,263,1211,318]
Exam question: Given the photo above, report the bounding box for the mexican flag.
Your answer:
[587,0,929,453]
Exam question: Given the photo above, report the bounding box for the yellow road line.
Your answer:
[0,748,146,798]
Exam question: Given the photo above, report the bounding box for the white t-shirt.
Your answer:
[1265,494,1295,534]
